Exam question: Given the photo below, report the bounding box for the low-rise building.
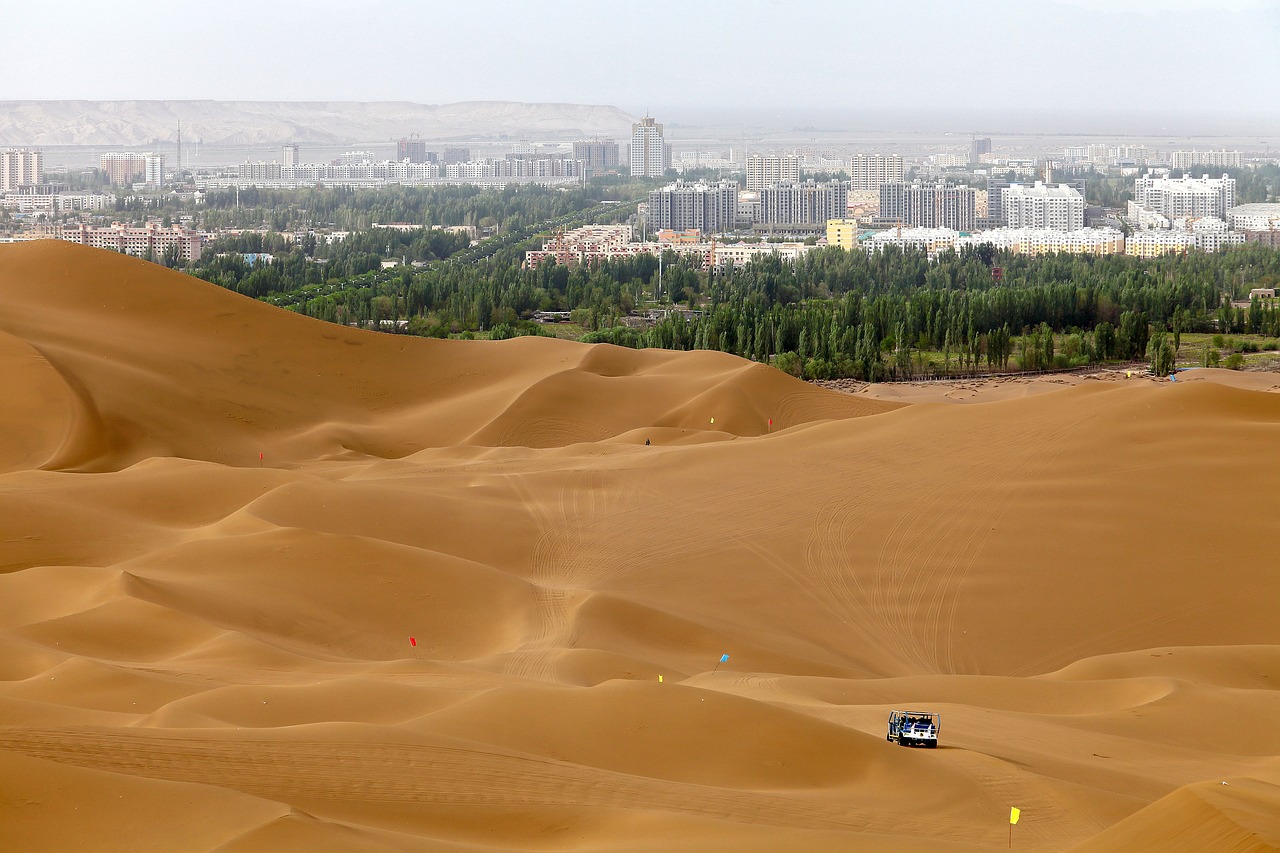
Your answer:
[825,219,859,251]
[1227,203,1280,231]
[957,227,1124,256]
[864,227,960,257]
[1124,230,1195,259]
[58,222,203,262]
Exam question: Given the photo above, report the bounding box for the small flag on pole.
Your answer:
[720,654,730,663]
[710,417,715,424]
[1010,808,1019,825]
[658,674,664,683]
[409,636,417,647]
[712,652,729,674]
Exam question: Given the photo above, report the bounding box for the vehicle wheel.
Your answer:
[927,741,937,749]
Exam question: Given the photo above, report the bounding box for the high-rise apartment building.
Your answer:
[440,147,471,165]
[573,138,620,173]
[758,180,848,225]
[848,153,905,192]
[970,137,992,164]
[1133,173,1235,221]
[1001,182,1085,231]
[880,181,977,231]
[744,154,800,192]
[647,180,738,233]
[1,149,43,192]
[630,116,670,178]
[1170,149,1242,170]
[144,153,166,186]
[283,144,300,167]
[100,153,153,186]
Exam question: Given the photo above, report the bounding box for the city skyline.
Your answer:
[6,0,1279,132]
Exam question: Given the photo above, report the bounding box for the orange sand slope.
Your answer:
[1,241,1278,852]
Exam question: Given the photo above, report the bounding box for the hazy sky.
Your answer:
[8,0,1279,122]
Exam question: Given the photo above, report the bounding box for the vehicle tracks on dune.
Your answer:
[0,726,988,842]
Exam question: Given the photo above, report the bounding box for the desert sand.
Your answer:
[1,241,1278,852]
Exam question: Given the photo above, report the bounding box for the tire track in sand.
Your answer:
[0,726,992,843]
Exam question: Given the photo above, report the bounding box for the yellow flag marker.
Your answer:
[1010,807,1020,825]
[710,417,715,424]
[658,675,664,683]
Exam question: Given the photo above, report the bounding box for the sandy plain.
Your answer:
[1,241,1278,852]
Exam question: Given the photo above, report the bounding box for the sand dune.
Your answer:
[1,241,1278,851]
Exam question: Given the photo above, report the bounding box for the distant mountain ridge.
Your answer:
[0,100,639,147]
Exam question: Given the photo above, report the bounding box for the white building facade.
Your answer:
[849,153,906,191]
[1,149,43,192]
[630,116,670,178]
[1133,173,1236,221]
[1001,182,1085,231]
[745,154,800,192]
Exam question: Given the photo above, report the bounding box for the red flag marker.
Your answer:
[409,636,417,647]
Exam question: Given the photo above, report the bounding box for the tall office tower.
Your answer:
[970,137,992,164]
[757,180,849,225]
[848,153,905,191]
[1,149,43,191]
[282,144,300,166]
[1133,173,1236,220]
[1170,149,1243,170]
[144,153,166,186]
[1001,182,1086,230]
[100,152,150,186]
[880,181,977,231]
[573,138,621,173]
[647,180,739,232]
[744,154,800,192]
[630,116,669,178]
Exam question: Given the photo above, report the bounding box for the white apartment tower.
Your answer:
[745,154,800,192]
[144,153,166,186]
[1170,149,1242,170]
[630,116,669,178]
[1133,173,1236,221]
[848,153,905,191]
[1,149,43,192]
[1002,182,1085,231]
[283,144,300,167]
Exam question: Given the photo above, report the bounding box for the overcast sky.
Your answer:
[8,0,1279,123]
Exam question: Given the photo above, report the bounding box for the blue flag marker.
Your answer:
[720,654,730,663]
[713,653,730,674]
